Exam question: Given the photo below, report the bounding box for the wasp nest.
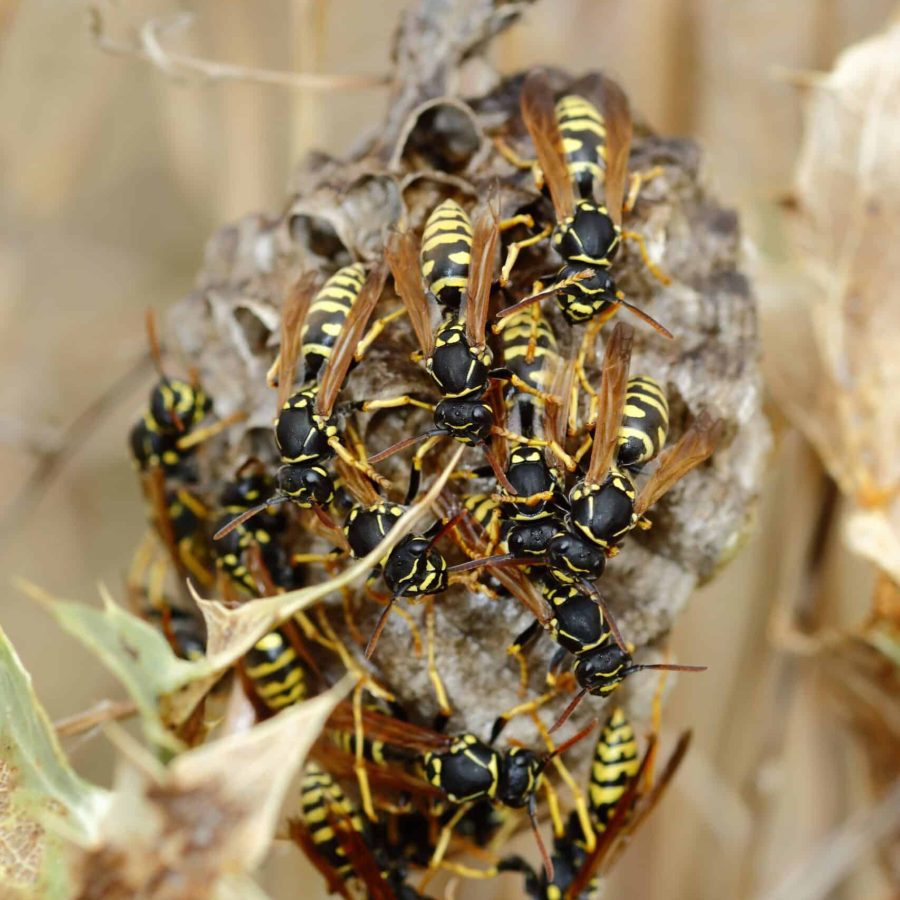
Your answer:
[165,0,766,748]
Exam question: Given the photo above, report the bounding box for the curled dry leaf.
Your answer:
[0,626,110,897]
[767,16,900,583]
[70,676,352,900]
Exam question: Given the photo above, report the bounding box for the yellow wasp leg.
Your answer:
[355,307,407,361]
[175,410,247,450]
[624,165,665,214]
[328,435,392,489]
[358,395,436,413]
[500,225,553,286]
[425,597,452,717]
[622,229,671,286]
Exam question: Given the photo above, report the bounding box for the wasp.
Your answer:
[495,71,671,337]
[365,206,514,498]
[545,322,722,585]
[212,460,299,597]
[214,263,389,542]
[128,310,241,480]
[241,626,311,712]
[500,709,692,899]
[324,702,597,881]
[290,761,428,899]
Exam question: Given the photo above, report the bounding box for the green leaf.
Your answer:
[17,582,217,753]
[0,626,109,897]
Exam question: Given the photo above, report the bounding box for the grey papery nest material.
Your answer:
[165,0,767,762]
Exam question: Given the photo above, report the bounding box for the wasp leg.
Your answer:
[425,597,452,718]
[492,427,577,472]
[355,307,407,362]
[355,395,436,414]
[494,136,538,172]
[530,710,594,849]
[500,225,553,286]
[422,801,474,890]
[405,433,443,503]
[621,229,671,286]
[327,435,392,489]
[624,165,665,214]
[546,647,569,687]
[351,681,378,822]
[174,410,246,450]
[491,489,556,507]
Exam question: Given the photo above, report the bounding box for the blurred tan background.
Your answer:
[1,1,897,898]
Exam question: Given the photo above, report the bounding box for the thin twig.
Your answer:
[88,7,391,92]
[54,698,138,737]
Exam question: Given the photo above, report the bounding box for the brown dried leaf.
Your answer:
[71,677,351,899]
[767,17,900,582]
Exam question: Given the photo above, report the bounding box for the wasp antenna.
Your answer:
[617,295,673,339]
[368,429,444,465]
[213,496,288,540]
[549,687,587,734]
[544,716,599,766]
[448,553,534,574]
[483,448,517,496]
[528,795,554,881]
[626,663,708,676]
[365,597,396,660]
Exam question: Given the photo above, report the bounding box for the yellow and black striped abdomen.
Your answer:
[589,707,640,831]
[501,307,559,396]
[556,94,606,199]
[299,763,365,882]
[420,199,473,311]
[301,263,366,381]
[244,627,308,711]
[617,375,669,470]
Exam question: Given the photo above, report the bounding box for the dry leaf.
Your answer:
[0,626,109,897]
[71,676,352,899]
[17,581,218,752]
[767,17,900,582]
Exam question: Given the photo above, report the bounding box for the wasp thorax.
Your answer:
[274,389,334,463]
[552,200,620,266]
[434,399,494,444]
[276,464,335,507]
[569,470,637,550]
[427,322,492,397]
[497,748,542,808]
[344,503,404,559]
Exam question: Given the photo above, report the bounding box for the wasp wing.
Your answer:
[521,70,575,221]
[597,74,632,227]
[586,322,634,485]
[464,202,499,350]
[634,411,723,517]
[316,262,388,417]
[386,229,435,359]
[275,272,318,413]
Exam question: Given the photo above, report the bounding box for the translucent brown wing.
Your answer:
[316,262,388,417]
[276,272,318,412]
[385,229,434,358]
[520,70,575,221]
[566,731,691,897]
[634,411,724,517]
[287,819,354,900]
[586,322,634,485]
[597,74,632,227]
[464,204,499,349]
[145,467,183,578]
[325,701,451,753]
[486,378,509,472]
[334,457,381,507]
[542,351,576,467]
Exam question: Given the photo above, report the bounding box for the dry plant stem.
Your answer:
[735,457,836,900]
[756,778,900,900]
[89,8,389,91]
